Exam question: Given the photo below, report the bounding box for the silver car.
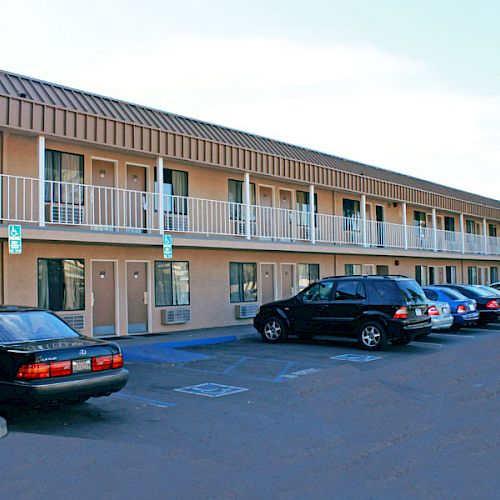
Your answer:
[426,300,453,331]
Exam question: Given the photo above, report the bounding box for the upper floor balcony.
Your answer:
[1,173,498,257]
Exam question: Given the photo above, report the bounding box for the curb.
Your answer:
[0,417,7,438]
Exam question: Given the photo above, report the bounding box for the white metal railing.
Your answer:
[1,174,499,256]
[44,180,158,232]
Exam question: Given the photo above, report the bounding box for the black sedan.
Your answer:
[438,285,500,326]
[0,307,128,405]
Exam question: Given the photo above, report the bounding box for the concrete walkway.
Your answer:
[112,324,258,349]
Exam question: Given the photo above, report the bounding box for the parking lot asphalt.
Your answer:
[1,324,499,500]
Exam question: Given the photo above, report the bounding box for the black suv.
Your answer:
[253,275,431,350]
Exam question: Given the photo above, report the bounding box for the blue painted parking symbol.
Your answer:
[331,354,382,363]
[174,383,248,397]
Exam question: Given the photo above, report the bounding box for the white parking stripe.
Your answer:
[432,333,475,339]
[414,341,443,347]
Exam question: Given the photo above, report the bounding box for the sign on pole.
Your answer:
[163,235,172,259]
[8,224,22,254]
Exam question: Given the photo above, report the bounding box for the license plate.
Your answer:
[415,308,422,316]
[468,304,475,311]
[72,358,91,373]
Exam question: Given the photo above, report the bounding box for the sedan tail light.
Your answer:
[393,307,408,319]
[16,363,50,379]
[486,300,499,309]
[92,355,113,371]
[49,360,72,377]
[427,305,439,316]
[112,354,123,369]
[457,305,466,314]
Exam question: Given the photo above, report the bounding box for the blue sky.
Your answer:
[1,0,499,200]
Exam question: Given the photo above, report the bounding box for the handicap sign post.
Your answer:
[163,234,172,259]
[8,224,22,255]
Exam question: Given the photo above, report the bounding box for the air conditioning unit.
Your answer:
[165,214,189,232]
[161,308,191,325]
[50,204,83,224]
[235,304,259,319]
[57,314,85,333]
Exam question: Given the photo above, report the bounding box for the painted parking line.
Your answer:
[281,368,322,379]
[432,333,475,339]
[174,383,249,398]
[414,341,443,347]
[223,356,249,375]
[112,392,177,408]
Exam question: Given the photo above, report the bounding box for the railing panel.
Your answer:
[464,233,484,254]
[407,225,434,251]
[0,174,39,223]
[435,229,462,253]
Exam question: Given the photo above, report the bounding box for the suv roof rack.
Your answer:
[323,275,409,280]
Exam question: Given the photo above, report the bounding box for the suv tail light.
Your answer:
[393,307,408,319]
[427,305,439,316]
[457,305,466,314]
[486,300,499,309]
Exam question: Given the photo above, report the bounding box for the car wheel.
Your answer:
[262,318,287,343]
[391,338,411,346]
[357,321,388,351]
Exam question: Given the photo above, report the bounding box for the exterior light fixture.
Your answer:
[99,169,106,178]
[100,271,106,279]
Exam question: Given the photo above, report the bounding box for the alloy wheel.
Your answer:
[263,320,282,341]
[361,325,381,347]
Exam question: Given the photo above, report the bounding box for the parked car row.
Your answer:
[254,276,499,351]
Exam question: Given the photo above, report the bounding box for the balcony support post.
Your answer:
[361,194,367,247]
[157,157,164,235]
[309,184,316,244]
[483,218,488,255]
[459,213,465,253]
[432,208,437,252]
[244,172,251,240]
[402,202,408,250]
[38,136,45,227]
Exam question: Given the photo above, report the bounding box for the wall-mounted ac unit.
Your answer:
[50,204,83,224]
[235,304,259,319]
[165,214,189,232]
[161,308,191,325]
[57,313,85,333]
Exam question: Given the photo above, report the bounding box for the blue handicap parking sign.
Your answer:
[8,224,22,255]
[163,234,172,259]
[8,224,21,238]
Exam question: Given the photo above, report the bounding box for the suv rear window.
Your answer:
[396,280,427,305]
[370,280,426,305]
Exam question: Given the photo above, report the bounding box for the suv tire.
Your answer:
[357,320,388,351]
[262,317,287,343]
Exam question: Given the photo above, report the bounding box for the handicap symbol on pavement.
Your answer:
[174,382,249,398]
[331,353,382,363]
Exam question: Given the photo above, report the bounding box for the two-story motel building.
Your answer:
[0,70,498,337]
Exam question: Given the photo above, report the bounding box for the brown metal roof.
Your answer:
[1,69,499,210]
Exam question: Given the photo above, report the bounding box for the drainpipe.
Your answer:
[38,136,45,227]
[157,157,164,235]
[244,172,251,240]
[309,184,316,244]
[402,202,408,250]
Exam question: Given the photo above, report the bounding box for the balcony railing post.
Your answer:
[38,136,45,227]
[244,172,251,240]
[402,202,408,250]
[309,184,316,244]
[432,208,437,252]
[459,213,465,253]
[482,218,488,255]
[157,157,164,235]
[361,195,368,247]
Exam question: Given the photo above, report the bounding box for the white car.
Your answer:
[426,300,453,331]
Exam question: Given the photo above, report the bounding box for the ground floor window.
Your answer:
[345,264,362,276]
[230,263,257,303]
[445,266,457,284]
[415,265,428,286]
[467,266,478,285]
[298,263,320,290]
[38,259,85,311]
[155,261,190,306]
[491,267,498,284]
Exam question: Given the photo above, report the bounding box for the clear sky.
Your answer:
[1,0,499,200]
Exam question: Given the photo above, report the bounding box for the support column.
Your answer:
[38,136,45,227]
[157,157,164,235]
[459,213,465,254]
[432,208,437,252]
[309,184,316,244]
[402,202,408,250]
[483,218,488,255]
[244,172,251,240]
[361,194,367,247]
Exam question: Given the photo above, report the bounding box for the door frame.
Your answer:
[278,188,294,209]
[258,184,276,207]
[125,162,152,230]
[90,259,120,337]
[280,262,296,299]
[124,259,153,335]
[89,157,119,187]
[259,262,277,304]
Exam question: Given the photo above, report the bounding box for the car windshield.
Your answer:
[437,288,466,300]
[0,311,80,344]
[396,280,427,305]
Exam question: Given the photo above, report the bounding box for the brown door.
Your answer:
[126,165,147,231]
[279,190,293,239]
[92,159,115,228]
[127,262,148,334]
[281,264,295,299]
[259,186,274,238]
[261,264,275,305]
[92,261,116,336]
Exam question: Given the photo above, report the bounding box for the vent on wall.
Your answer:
[235,304,259,319]
[57,314,85,333]
[50,205,83,224]
[161,308,191,325]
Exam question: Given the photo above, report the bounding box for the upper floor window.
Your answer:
[45,150,84,204]
[465,219,476,234]
[38,258,85,311]
[296,191,318,213]
[489,224,497,237]
[228,180,256,205]
[444,216,455,232]
[154,168,188,212]
[343,199,360,219]
[413,210,426,227]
